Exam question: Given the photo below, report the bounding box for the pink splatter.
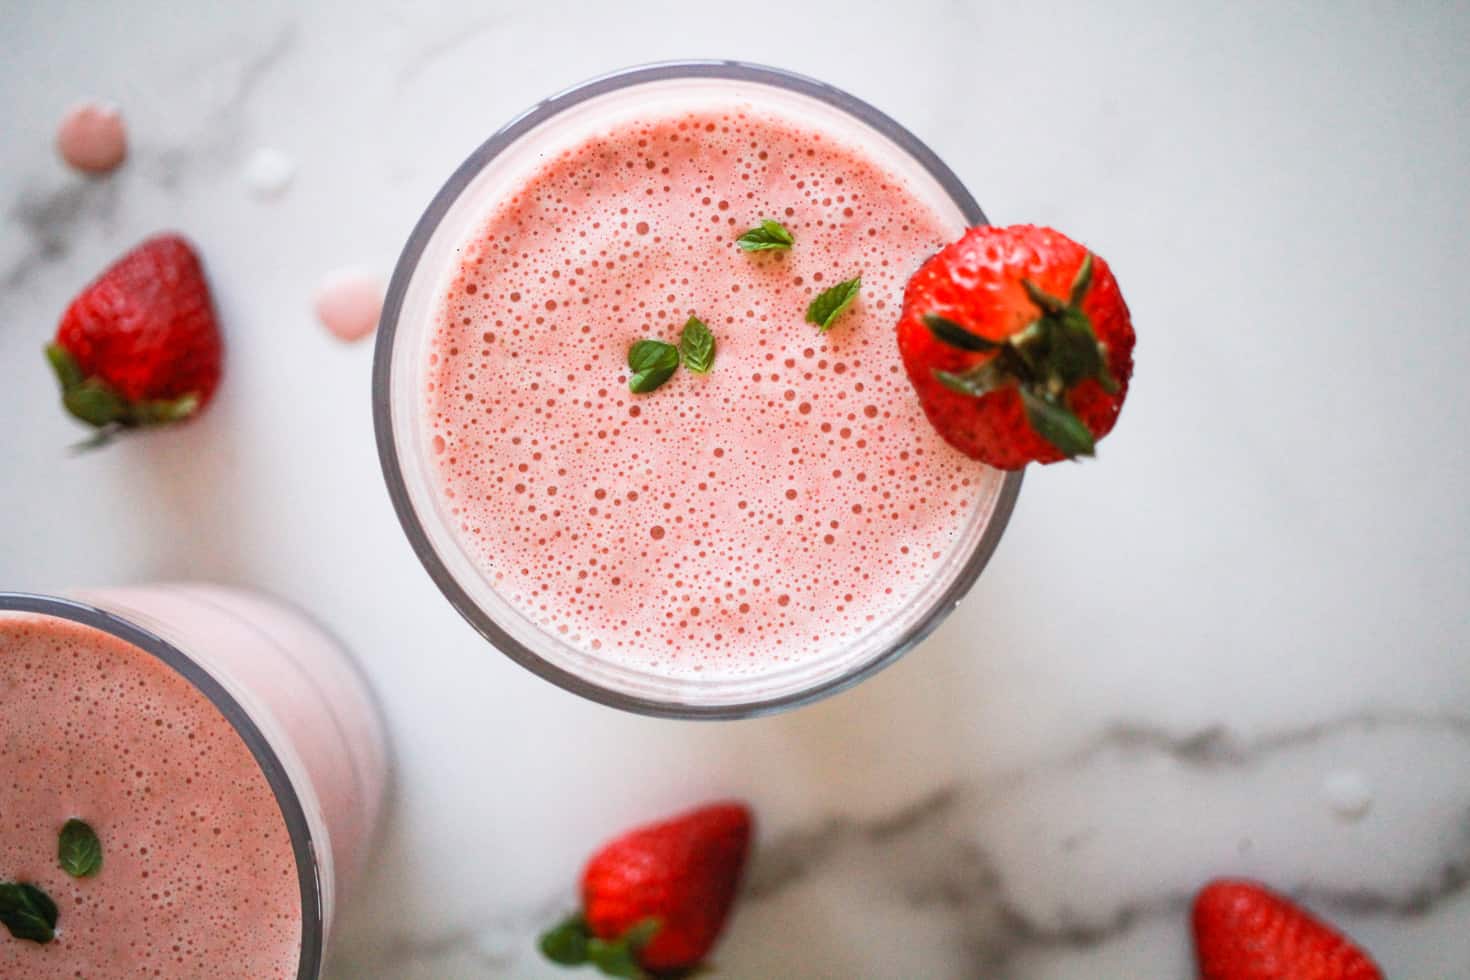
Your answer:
[314,268,384,342]
[57,101,127,175]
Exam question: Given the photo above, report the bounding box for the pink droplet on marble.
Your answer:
[314,268,384,342]
[57,101,128,175]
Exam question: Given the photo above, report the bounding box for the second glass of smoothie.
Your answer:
[375,61,1021,717]
[0,585,386,978]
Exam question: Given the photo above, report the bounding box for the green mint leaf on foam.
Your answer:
[59,818,102,878]
[0,881,58,944]
[627,339,680,394]
[805,276,861,332]
[679,316,716,374]
[736,219,794,252]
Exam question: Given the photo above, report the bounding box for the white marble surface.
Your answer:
[4,1,1469,976]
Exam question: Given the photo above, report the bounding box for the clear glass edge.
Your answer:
[0,592,326,979]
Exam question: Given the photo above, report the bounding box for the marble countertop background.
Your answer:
[3,1,1468,976]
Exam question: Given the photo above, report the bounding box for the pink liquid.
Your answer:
[424,104,979,675]
[0,613,299,977]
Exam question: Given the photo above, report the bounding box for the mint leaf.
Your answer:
[0,882,58,944]
[805,277,861,332]
[540,913,592,966]
[628,340,680,394]
[1019,387,1095,459]
[736,219,794,252]
[679,317,716,374]
[922,314,999,352]
[59,818,102,878]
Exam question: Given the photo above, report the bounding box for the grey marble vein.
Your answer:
[1070,710,1470,770]
[333,708,1470,977]
[744,786,1187,976]
[396,13,511,85]
[3,180,121,288]
[334,896,564,976]
[1302,809,1470,918]
[0,23,296,290]
[144,22,298,188]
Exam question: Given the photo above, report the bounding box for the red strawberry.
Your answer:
[1193,879,1383,980]
[896,224,1134,468]
[540,802,752,977]
[45,233,222,440]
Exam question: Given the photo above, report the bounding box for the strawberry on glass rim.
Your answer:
[45,233,222,445]
[897,223,1134,468]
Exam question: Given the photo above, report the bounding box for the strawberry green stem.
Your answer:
[923,252,1115,459]
[540,913,665,979]
[44,343,201,439]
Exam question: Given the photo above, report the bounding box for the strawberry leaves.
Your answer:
[541,914,593,966]
[922,314,998,352]
[1019,388,1095,459]
[935,360,1009,397]
[924,252,1115,460]
[45,342,201,440]
[540,914,662,979]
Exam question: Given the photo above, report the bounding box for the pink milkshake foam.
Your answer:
[423,104,981,676]
[0,613,300,978]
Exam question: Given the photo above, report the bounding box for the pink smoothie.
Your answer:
[0,613,299,977]
[424,103,979,676]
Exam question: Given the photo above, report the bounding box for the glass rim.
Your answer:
[372,59,1024,720]
[0,592,325,978]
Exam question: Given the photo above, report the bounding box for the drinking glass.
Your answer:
[374,61,1022,719]
[0,585,387,978]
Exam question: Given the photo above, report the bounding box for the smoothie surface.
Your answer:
[0,613,301,978]
[424,102,982,675]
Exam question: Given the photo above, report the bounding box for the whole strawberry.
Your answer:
[45,234,222,440]
[540,802,752,977]
[1193,879,1383,980]
[896,224,1134,468]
